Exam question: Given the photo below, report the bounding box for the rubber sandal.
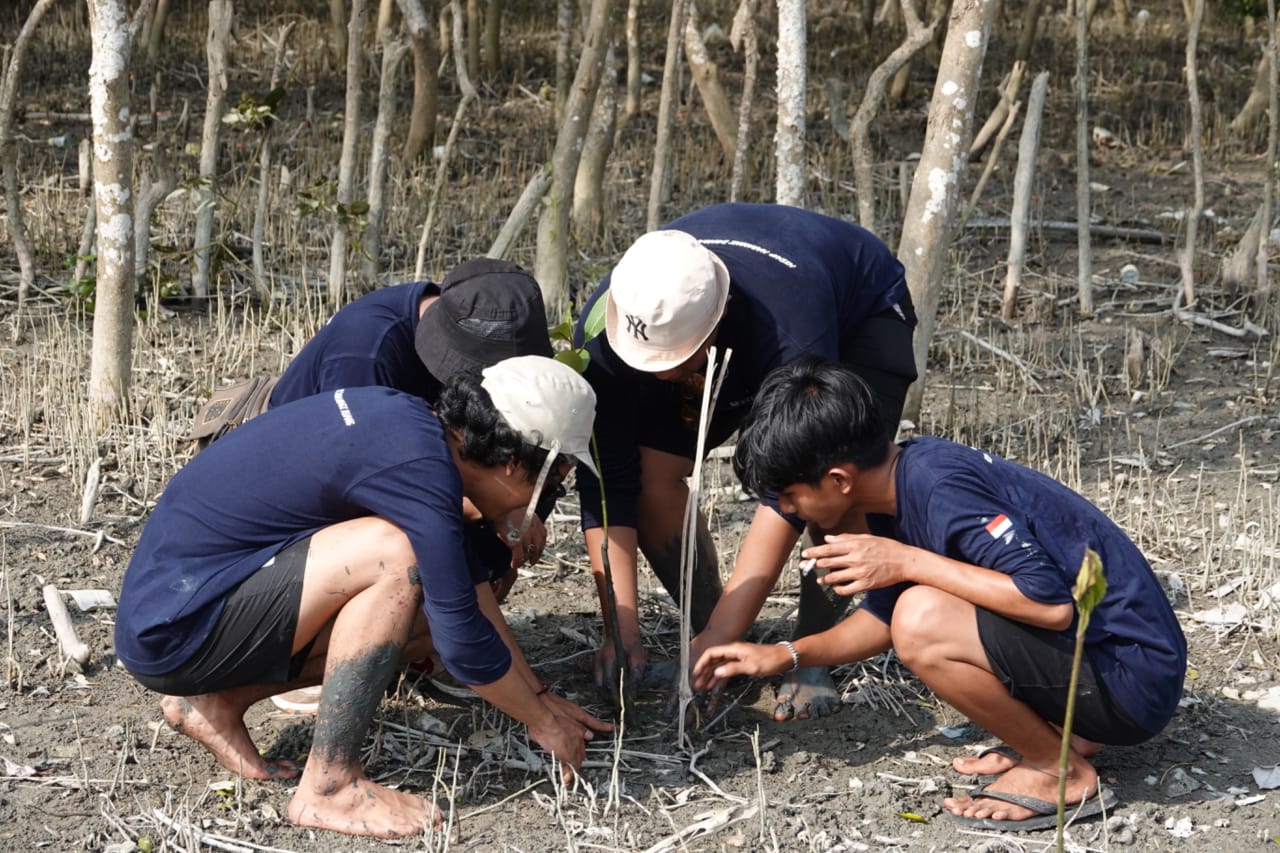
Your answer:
[946,781,1118,832]
[269,685,322,714]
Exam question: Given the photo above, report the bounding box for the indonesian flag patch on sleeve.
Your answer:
[985,514,1013,539]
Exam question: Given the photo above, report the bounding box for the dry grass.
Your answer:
[1,2,1278,851]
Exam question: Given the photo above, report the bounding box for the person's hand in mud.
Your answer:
[593,637,647,706]
[525,704,597,784]
[539,686,615,737]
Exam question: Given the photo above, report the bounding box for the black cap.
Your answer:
[415,258,554,382]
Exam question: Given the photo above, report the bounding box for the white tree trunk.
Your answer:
[534,0,614,315]
[330,0,369,304]
[1178,0,1206,309]
[684,3,737,161]
[647,0,689,229]
[573,41,619,241]
[622,0,642,123]
[252,22,295,299]
[729,0,759,202]
[1001,71,1050,322]
[774,0,806,207]
[192,0,232,298]
[87,0,137,427]
[1074,0,1093,314]
[362,33,409,288]
[898,0,996,422]
[1260,1,1278,293]
[850,0,937,229]
[0,0,57,320]
[554,0,574,122]
[397,0,437,161]
[415,0,476,279]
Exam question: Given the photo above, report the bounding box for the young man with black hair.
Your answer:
[572,203,917,719]
[692,357,1185,831]
[117,357,611,839]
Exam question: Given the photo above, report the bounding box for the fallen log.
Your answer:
[42,585,90,665]
[964,215,1172,244]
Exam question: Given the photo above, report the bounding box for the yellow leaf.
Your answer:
[897,812,930,823]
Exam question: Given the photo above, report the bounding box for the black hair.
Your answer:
[732,356,891,498]
[435,373,567,481]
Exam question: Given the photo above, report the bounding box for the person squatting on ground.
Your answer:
[263,260,558,713]
[693,357,1187,831]
[116,357,613,839]
[571,202,917,719]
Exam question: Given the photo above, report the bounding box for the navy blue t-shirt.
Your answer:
[573,203,910,529]
[116,387,510,686]
[863,436,1186,734]
[270,281,442,407]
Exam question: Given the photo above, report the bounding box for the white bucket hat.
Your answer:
[480,355,599,477]
[605,229,730,372]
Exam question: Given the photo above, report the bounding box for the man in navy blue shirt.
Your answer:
[572,203,917,718]
[266,260,555,713]
[694,358,1186,831]
[117,357,611,839]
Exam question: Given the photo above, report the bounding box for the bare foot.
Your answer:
[288,771,441,838]
[952,744,1021,776]
[161,695,299,780]
[943,763,1099,822]
[773,665,842,721]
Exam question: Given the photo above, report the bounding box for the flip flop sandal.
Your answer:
[955,744,1023,784]
[946,781,1118,832]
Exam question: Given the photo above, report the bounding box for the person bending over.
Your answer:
[265,260,557,712]
[573,203,916,718]
[117,357,611,839]
[693,357,1185,831]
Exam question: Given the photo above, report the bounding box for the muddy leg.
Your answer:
[289,643,439,838]
[642,512,722,632]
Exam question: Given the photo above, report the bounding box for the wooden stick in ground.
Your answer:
[729,0,759,203]
[676,346,732,743]
[960,96,1022,227]
[969,60,1024,160]
[43,585,90,665]
[415,0,477,279]
[1259,0,1278,294]
[1001,71,1050,323]
[849,0,938,230]
[1178,0,1206,310]
[488,165,551,261]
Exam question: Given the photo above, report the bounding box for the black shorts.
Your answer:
[977,608,1153,746]
[129,537,315,695]
[638,298,919,461]
[838,298,919,439]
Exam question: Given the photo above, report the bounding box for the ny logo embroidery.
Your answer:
[625,314,648,340]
